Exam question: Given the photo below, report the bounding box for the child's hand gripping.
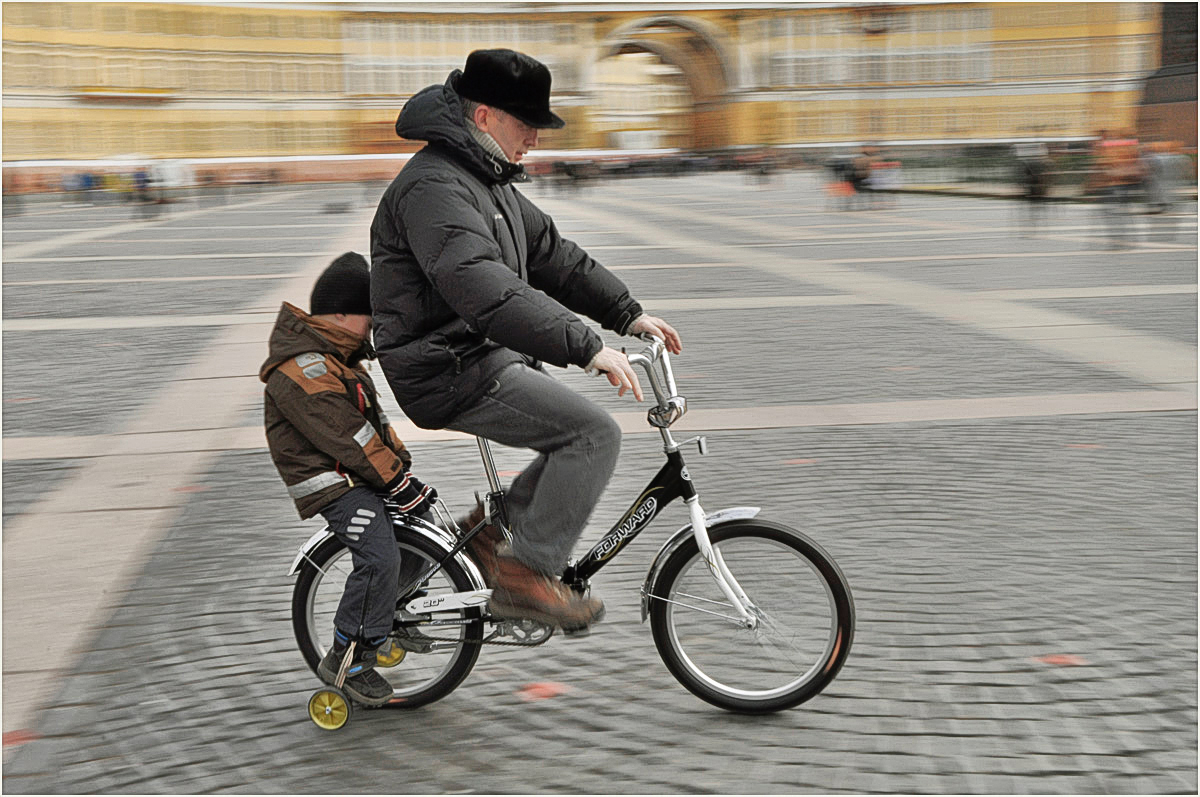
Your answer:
[389,470,438,515]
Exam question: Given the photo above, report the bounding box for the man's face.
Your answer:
[478,106,539,162]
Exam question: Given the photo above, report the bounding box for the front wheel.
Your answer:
[648,520,854,714]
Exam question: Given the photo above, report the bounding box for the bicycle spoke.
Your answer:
[749,607,825,675]
[649,591,746,624]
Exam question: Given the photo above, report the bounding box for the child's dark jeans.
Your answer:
[318,487,401,641]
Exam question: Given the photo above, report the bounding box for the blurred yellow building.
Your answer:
[593,51,691,149]
[2,2,1163,162]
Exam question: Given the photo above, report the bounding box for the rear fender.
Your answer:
[288,527,334,576]
[287,512,486,590]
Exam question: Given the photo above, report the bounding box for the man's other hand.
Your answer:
[630,315,682,355]
[587,346,643,401]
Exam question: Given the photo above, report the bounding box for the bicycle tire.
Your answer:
[648,519,854,714]
[292,524,483,709]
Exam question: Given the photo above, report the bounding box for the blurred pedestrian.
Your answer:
[747,149,776,187]
[1015,143,1052,233]
[99,172,117,204]
[850,148,871,209]
[62,172,87,207]
[825,156,854,211]
[867,156,900,208]
[851,146,881,209]
[1143,141,1190,240]
[133,168,158,219]
[4,172,25,217]
[260,252,438,707]
[1094,131,1143,248]
[370,48,682,632]
[80,171,96,205]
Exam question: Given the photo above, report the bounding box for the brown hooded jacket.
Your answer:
[260,302,412,518]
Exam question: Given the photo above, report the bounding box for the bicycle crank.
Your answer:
[396,616,555,648]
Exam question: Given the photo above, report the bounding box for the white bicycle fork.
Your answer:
[685,496,759,628]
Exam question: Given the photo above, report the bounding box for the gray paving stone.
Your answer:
[4,410,1190,792]
[3,176,1195,794]
[1,254,304,283]
[1029,293,1197,345]
[2,327,224,436]
[560,305,1149,411]
[2,277,290,319]
[853,249,1197,292]
[618,263,838,297]
[1,459,82,522]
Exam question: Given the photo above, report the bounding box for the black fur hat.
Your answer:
[455,49,565,130]
[310,252,371,316]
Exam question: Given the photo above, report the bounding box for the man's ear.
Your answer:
[472,103,491,132]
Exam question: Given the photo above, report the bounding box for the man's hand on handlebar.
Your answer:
[586,345,644,401]
[630,315,682,355]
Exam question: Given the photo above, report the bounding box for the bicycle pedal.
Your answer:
[394,628,436,654]
[494,618,554,644]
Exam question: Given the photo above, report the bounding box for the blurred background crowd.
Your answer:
[2,1,1195,211]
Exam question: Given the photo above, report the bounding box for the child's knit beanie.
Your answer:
[310,252,371,316]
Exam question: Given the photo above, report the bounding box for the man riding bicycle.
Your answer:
[370,49,682,633]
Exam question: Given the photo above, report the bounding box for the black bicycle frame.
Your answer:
[396,449,695,599]
[560,449,696,589]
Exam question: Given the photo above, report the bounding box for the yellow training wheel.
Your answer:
[376,641,406,668]
[308,687,352,731]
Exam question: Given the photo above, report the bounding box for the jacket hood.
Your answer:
[259,302,370,382]
[396,72,527,185]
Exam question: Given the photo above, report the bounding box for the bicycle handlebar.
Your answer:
[627,334,686,428]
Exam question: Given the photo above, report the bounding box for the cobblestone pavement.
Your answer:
[2,173,1195,793]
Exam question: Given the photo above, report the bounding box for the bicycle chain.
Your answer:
[437,632,554,648]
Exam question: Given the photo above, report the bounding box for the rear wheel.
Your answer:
[292,526,483,709]
[648,520,854,713]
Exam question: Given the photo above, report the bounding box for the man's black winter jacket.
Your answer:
[370,71,642,429]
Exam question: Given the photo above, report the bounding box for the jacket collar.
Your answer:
[301,306,371,360]
[396,72,529,186]
[260,302,371,382]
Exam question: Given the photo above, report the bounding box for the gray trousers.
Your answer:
[446,363,622,576]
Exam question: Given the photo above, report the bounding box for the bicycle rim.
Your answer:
[652,524,851,712]
[298,538,480,705]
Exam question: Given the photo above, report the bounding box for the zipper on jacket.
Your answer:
[334,461,355,488]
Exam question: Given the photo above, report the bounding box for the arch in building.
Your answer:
[599,14,734,100]
[596,15,736,148]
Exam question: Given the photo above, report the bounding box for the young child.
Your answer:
[261,252,437,706]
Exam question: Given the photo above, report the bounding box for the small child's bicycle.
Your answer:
[291,337,854,730]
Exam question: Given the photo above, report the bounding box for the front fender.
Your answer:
[639,506,760,622]
[287,512,487,590]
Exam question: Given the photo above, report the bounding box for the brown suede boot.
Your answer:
[488,556,605,632]
[458,500,506,587]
